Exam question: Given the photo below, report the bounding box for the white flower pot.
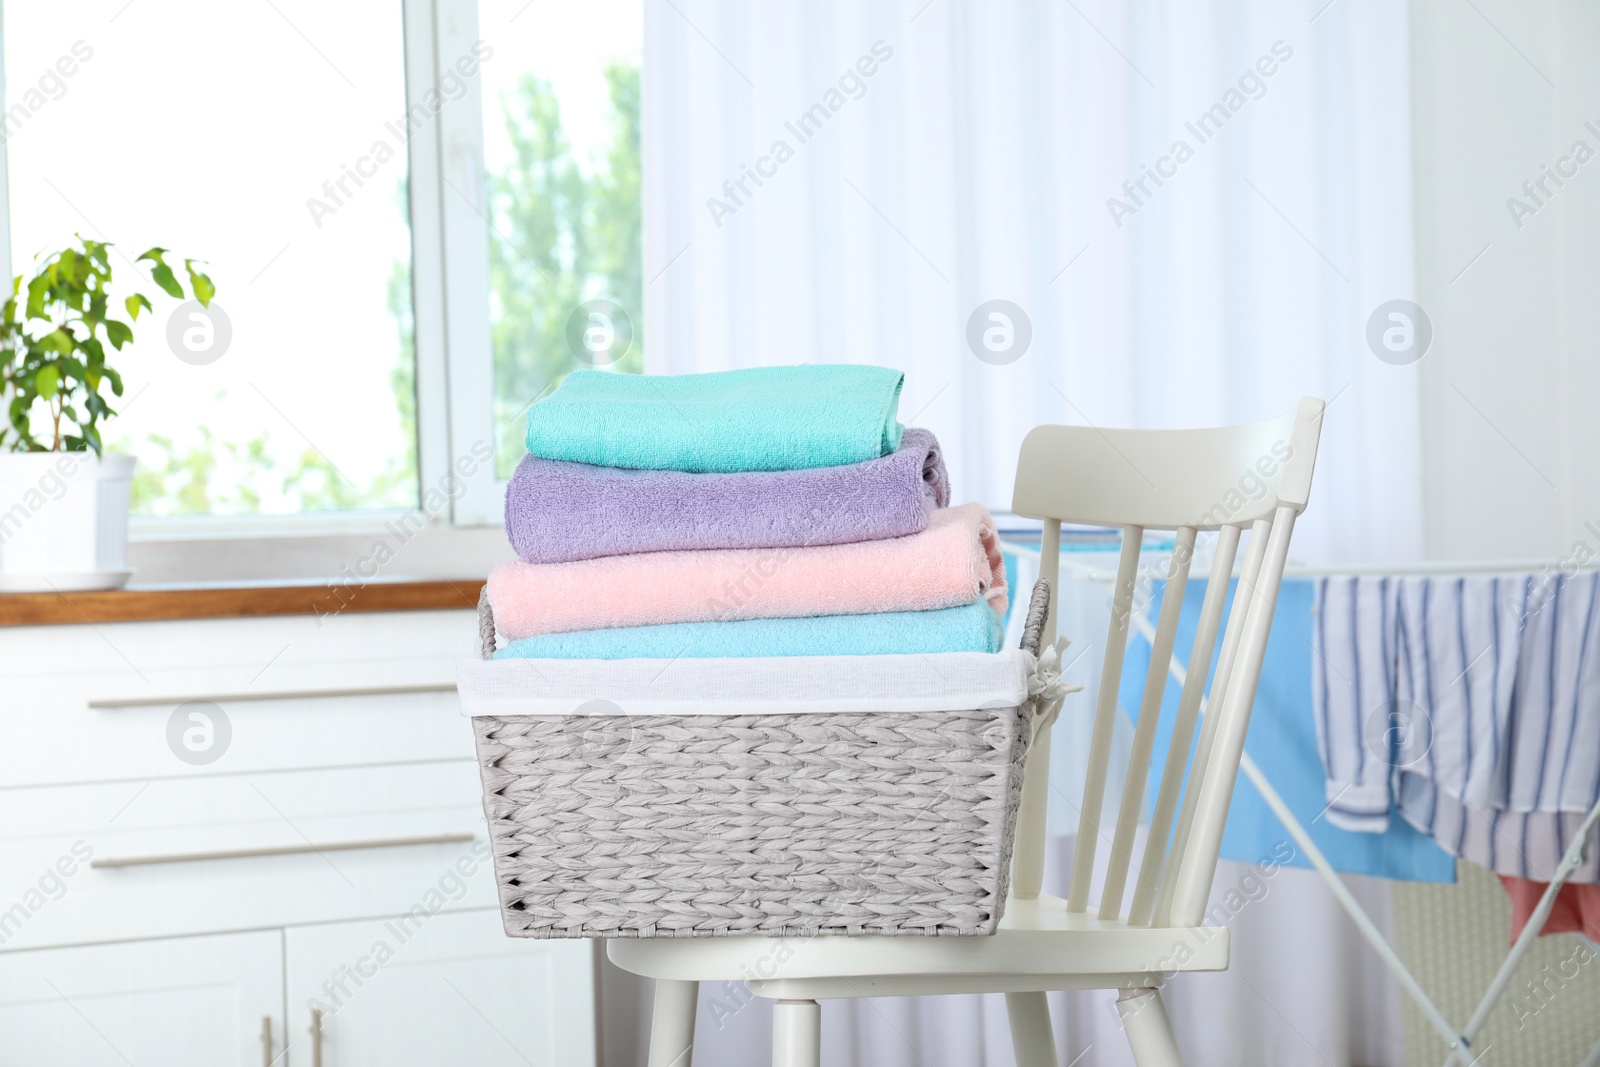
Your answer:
[0,452,136,592]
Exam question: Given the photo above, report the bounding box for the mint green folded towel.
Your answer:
[523,365,905,472]
[494,602,1002,660]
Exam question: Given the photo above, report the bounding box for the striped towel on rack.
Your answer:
[1314,572,1600,882]
[1311,577,1410,833]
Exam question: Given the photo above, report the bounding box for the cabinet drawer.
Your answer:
[0,762,497,950]
[3,680,473,786]
[0,609,480,787]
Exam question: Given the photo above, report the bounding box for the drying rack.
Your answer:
[1001,539,1600,1067]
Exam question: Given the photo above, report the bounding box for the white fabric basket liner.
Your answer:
[457,649,1035,717]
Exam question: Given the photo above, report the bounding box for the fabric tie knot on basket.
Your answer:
[1027,636,1083,739]
[462,364,1068,938]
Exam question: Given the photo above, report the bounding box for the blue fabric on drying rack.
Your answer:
[495,601,1005,661]
[522,365,906,473]
[1119,576,1457,883]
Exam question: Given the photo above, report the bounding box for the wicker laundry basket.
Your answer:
[460,580,1061,939]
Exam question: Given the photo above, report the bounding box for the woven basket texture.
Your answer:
[471,579,1050,939]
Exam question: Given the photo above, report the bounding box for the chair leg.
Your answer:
[648,979,698,1067]
[772,999,821,1067]
[1117,987,1182,1067]
[1005,991,1058,1067]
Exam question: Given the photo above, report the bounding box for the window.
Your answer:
[0,0,642,531]
[4,0,416,521]
[477,0,643,480]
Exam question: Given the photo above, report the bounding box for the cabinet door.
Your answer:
[284,909,593,1067]
[0,930,282,1067]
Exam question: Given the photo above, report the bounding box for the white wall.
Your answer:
[1408,11,1600,1061]
[1412,0,1600,561]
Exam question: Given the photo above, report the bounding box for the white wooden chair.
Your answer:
[609,398,1326,1067]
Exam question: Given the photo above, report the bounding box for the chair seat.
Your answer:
[607,893,1229,999]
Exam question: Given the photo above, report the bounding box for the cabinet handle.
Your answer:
[88,681,455,709]
[260,1015,273,1067]
[90,832,476,869]
[310,1007,324,1067]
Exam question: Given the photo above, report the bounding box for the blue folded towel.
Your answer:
[494,602,1003,660]
[523,365,906,473]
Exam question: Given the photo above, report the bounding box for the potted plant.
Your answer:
[0,236,214,591]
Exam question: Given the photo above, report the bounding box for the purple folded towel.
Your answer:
[504,427,950,564]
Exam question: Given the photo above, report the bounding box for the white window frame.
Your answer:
[425,0,505,527]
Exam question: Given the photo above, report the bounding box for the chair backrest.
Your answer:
[1008,398,1324,928]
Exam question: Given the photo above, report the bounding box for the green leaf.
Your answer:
[34,364,59,399]
[125,293,152,321]
[139,247,184,298]
[25,275,48,319]
[104,320,133,349]
[149,261,183,298]
[185,261,216,307]
[38,329,74,354]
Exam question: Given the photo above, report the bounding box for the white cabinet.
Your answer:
[0,919,594,1067]
[0,930,283,1066]
[284,911,595,1066]
[0,606,595,1066]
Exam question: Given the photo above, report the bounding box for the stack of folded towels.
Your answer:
[488,364,1008,660]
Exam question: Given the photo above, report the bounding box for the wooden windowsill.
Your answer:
[0,578,486,627]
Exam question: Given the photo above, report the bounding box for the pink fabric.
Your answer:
[1498,874,1600,944]
[487,502,1008,640]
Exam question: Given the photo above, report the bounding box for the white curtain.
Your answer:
[642,0,1422,565]
[640,1,1421,1062]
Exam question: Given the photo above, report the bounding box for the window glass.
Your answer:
[477,0,643,478]
[4,0,416,516]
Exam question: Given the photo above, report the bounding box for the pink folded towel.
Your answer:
[487,502,1007,640]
